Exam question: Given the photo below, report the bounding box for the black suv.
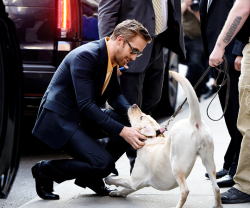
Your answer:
[3,0,179,117]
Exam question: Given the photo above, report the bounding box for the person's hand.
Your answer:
[234,56,243,71]
[119,126,147,149]
[187,6,199,16]
[209,46,225,67]
[184,0,193,6]
[117,66,122,76]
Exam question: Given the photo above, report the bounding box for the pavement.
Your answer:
[19,91,250,208]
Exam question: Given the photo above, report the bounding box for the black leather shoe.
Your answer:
[217,174,235,188]
[221,187,250,204]
[205,168,228,179]
[31,161,60,200]
[75,178,116,196]
[87,184,116,196]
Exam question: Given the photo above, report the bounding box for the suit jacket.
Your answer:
[200,0,245,67]
[32,38,131,149]
[98,0,185,73]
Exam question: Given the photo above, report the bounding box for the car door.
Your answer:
[0,0,23,199]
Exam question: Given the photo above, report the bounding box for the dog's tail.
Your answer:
[169,71,202,126]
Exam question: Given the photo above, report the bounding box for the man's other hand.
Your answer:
[235,56,242,71]
[119,126,147,149]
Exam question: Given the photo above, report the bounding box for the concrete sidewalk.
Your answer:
[20,96,250,208]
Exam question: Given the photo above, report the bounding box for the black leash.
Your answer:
[156,55,230,136]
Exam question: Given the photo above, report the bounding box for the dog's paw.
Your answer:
[109,191,126,198]
[213,205,223,208]
[105,176,114,186]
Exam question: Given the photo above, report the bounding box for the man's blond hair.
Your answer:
[110,19,152,43]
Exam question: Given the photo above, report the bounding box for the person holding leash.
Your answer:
[31,20,151,200]
[209,0,250,203]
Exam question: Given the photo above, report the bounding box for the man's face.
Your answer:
[115,35,147,69]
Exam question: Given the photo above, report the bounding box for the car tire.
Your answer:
[153,49,178,118]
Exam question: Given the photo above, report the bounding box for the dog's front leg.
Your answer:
[105,176,132,189]
[171,162,190,208]
[109,188,137,197]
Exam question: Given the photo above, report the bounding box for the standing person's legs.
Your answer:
[234,43,250,195]
[119,72,145,109]
[141,38,164,115]
[185,36,207,98]
[217,67,242,174]
[221,42,250,203]
[119,71,145,173]
[120,38,164,172]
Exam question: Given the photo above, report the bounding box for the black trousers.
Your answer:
[40,109,131,186]
[119,37,164,171]
[184,36,208,97]
[214,66,243,176]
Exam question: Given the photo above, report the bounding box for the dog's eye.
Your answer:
[140,116,143,120]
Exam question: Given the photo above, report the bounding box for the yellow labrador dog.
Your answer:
[105,71,223,208]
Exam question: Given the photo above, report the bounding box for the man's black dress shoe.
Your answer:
[75,178,116,196]
[205,168,228,179]
[217,174,235,188]
[221,187,250,204]
[31,161,60,200]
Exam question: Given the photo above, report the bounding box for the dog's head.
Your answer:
[128,104,161,137]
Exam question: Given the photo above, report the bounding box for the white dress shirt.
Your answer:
[161,0,168,32]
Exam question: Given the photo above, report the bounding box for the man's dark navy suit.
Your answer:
[32,38,131,185]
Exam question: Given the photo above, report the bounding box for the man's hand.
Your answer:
[119,126,147,150]
[234,56,242,71]
[209,45,225,67]
[117,66,122,76]
[184,0,193,6]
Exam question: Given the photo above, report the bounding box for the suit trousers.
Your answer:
[214,64,242,176]
[234,41,250,195]
[40,109,131,186]
[119,37,164,171]
[184,36,208,97]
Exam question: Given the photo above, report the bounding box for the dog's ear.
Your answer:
[140,124,156,137]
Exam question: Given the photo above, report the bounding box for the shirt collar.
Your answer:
[105,37,117,72]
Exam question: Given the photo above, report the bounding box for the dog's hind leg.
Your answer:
[198,149,223,208]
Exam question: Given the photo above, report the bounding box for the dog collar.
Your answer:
[156,127,167,137]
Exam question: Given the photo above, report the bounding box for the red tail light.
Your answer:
[57,0,82,40]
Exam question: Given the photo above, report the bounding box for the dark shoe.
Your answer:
[31,161,60,200]
[221,187,250,204]
[217,174,235,188]
[205,168,228,179]
[75,178,116,196]
[87,184,116,196]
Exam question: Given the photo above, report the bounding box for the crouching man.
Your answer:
[31,19,151,200]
